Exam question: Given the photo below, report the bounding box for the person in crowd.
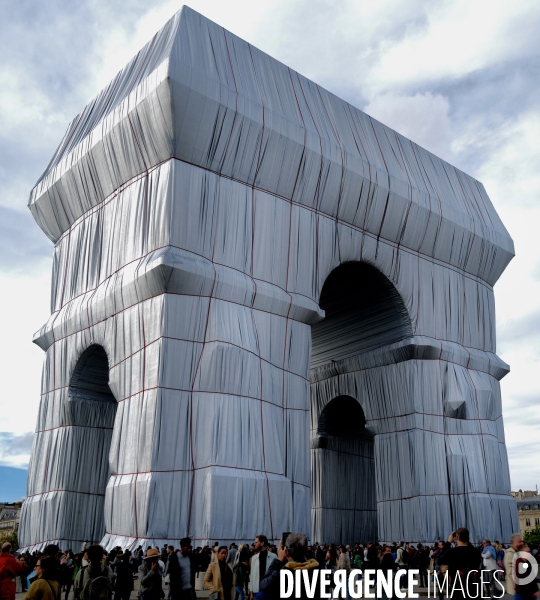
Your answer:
[74,545,113,600]
[430,541,445,575]
[164,547,175,599]
[42,546,69,587]
[514,544,540,600]
[416,544,429,589]
[315,544,326,569]
[259,533,319,600]
[203,546,233,600]
[198,547,211,576]
[326,546,338,572]
[378,546,397,600]
[114,551,134,600]
[233,547,250,600]
[396,541,409,586]
[132,547,143,573]
[481,538,498,598]
[20,552,33,593]
[336,545,352,599]
[438,528,481,599]
[365,542,380,571]
[167,538,196,600]
[505,533,524,598]
[248,535,276,600]
[337,545,351,575]
[408,544,419,570]
[1,543,27,600]
[226,545,237,569]
[431,541,448,600]
[352,547,363,570]
[106,549,117,569]
[138,548,164,600]
[232,545,248,569]
[23,556,60,600]
[161,547,168,567]
[494,542,505,572]
[62,552,76,600]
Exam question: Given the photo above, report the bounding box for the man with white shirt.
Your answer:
[249,535,277,600]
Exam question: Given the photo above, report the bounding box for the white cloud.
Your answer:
[0,270,51,436]
[371,0,540,90]
[0,432,35,469]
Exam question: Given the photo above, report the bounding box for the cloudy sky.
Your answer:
[1,0,539,500]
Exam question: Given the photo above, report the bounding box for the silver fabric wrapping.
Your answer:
[20,6,518,550]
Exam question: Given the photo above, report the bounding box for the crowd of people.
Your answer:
[0,529,538,600]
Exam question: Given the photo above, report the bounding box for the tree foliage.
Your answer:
[0,529,19,551]
[523,526,540,547]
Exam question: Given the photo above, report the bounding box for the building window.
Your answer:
[526,518,531,527]
[535,518,539,526]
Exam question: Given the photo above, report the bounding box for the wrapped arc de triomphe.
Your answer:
[19,7,519,550]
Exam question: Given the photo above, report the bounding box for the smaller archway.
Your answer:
[318,395,367,438]
[312,395,376,543]
[67,345,116,543]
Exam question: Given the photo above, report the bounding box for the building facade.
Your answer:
[0,502,22,536]
[512,490,540,536]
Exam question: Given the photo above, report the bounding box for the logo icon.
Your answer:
[513,552,538,586]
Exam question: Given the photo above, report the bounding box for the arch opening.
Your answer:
[318,395,368,439]
[67,344,116,544]
[311,261,412,368]
[70,345,115,402]
[310,262,411,544]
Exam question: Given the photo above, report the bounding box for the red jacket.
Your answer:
[0,552,24,600]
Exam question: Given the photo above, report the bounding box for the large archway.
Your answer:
[68,344,116,543]
[310,262,412,543]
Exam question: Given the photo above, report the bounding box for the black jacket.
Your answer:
[379,554,397,573]
[166,552,196,590]
[115,560,134,592]
[438,543,481,576]
[438,542,482,599]
[365,545,380,569]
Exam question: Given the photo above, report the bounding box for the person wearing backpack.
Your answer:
[24,556,61,600]
[74,545,113,600]
[396,543,409,589]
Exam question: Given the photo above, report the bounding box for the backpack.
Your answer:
[400,549,409,565]
[82,569,113,600]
